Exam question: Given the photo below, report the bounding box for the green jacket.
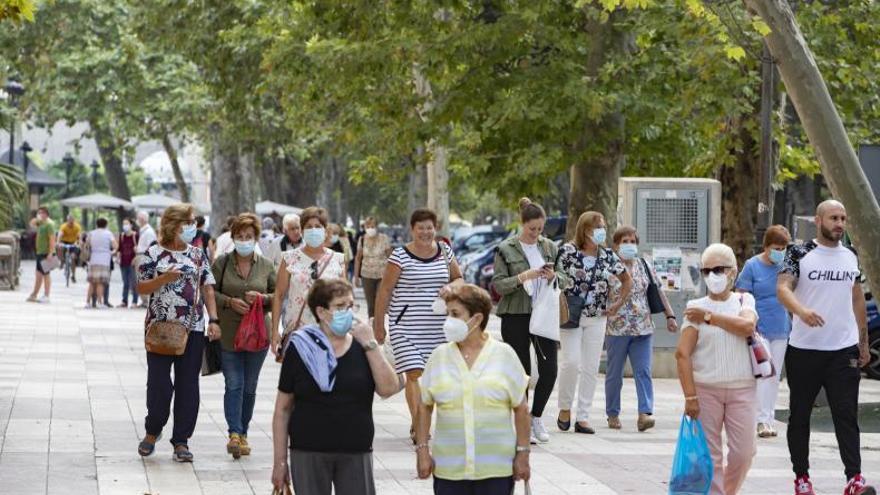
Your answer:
[211,252,276,352]
[492,236,570,316]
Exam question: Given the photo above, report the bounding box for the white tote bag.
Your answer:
[529,280,560,341]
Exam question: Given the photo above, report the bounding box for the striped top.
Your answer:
[420,337,528,481]
[387,242,454,373]
[686,293,758,389]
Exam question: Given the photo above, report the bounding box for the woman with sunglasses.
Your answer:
[676,243,758,495]
[374,208,464,444]
[271,207,346,360]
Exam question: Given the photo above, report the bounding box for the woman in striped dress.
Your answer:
[374,208,464,442]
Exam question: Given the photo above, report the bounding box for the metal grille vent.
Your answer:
[645,198,699,245]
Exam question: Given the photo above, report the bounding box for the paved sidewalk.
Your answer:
[1,261,879,494]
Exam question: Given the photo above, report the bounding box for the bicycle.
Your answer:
[59,242,79,287]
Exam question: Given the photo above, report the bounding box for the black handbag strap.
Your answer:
[640,257,656,286]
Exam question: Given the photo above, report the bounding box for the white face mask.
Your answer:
[366,228,377,237]
[443,316,474,343]
[704,272,730,294]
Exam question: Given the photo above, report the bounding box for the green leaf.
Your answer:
[725,46,747,61]
[751,19,772,37]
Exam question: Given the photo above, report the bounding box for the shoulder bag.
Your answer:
[275,252,333,362]
[145,249,202,356]
[640,257,666,315]
[560,243,599,329]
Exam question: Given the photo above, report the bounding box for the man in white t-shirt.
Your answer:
[777,200,873,495]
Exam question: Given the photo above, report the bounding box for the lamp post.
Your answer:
[62,153,75,218]
[20,142,33,215]
[90,160,99,192]
[3,78,24,164]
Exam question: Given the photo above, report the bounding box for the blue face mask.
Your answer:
[328,308,354,336]
[619,243,638,260]
[303,227,326,248]
[592,228,607,245]
[330,234,339,245]
[234,240,255,256]
[769,248,785,266]
[180,223,198,243]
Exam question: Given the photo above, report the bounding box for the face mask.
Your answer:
[122,224,132,233]
[180,223,198,243]
[704,272,730,295]
[303,227,326,248]
[443,316,474,343]
[330,234,339,244]
[592,228,607,245]
[769,249,785,266]
[619,243,638,260]
[234,240,255,256]
[431,297,447,315]
[366,228,377,237]
[328,308,354,336]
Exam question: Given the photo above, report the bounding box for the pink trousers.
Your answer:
[696,383,757,495]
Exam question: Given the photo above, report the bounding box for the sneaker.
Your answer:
[758,423,774,438]
[795,475,816,495]
[844,475,877,495]
[637,413,655,432]
[173,444,194,463]
[227,433,242,459]
[531,416,550,443]
[117,303,128,308]
[239,435,251,456]
[37,295,50,303]
[607,416,622,429]
[97,303,112,309]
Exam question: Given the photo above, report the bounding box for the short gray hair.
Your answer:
[701,243,738,272]
[282,213,301,229]
[136,210,150,223]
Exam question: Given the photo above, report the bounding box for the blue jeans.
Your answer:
[605,334,654,417]
[120,265,138,305]
[221,348,268,435]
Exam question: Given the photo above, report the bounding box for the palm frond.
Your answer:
[0,163,27,231]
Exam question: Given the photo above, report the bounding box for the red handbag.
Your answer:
[234,297,269,352]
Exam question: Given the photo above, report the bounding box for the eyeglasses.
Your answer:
[330,303,360,313]
[700,266,732,276]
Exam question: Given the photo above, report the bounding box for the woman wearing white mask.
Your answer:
[211,213,276,459]
[374,208,464,444]
[605,226,678,432]
[555,211,632,434]
[271,207,346,361]
[416,284,530,494]
[676,243,758,495]
[353,216,392,318]
[735,225,791,438]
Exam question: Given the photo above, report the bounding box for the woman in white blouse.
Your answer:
[675,243,758,495]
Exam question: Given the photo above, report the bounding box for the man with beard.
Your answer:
[777,200,874,495]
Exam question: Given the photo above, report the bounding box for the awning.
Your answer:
[59,193,134,210]
[255,200,303,216]
[132,193,180,211]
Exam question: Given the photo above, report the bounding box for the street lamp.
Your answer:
[20,141,32,182]
[62,153,75,217]
[3,78,25,165]
[90,160,99,192]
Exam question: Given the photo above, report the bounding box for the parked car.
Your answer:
[460,239,503,303]
[543,215,567,242]
[452,225,508,258]
[866,296,880,380]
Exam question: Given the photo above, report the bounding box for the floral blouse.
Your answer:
[281,247,346,332]
[359,234,391,279]
[138,244,216,332]
[557,243,626,318]
[607,258,656,336]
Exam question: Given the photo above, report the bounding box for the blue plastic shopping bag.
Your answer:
[668,415,713,495]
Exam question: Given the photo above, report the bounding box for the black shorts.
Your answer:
[35,254,49,274]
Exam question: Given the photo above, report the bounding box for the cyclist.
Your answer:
[58,215,82,283]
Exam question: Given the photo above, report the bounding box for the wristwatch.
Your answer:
[703,312,712,324]
[362,339,379,351]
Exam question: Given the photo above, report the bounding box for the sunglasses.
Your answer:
[310,260,320,280]
[700,266,732,276]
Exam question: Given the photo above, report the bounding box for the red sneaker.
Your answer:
[844,475,876,495]
[796,476,816,495]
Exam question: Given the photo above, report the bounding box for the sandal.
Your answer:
[173,444,194,463]
[138,434,160,457]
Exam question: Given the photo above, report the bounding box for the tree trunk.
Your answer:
[427,143,450,237]
[745,0,880,295]
[566,10,625,239]
[161,133,190,203]
[208,127,255,237]
[91,123,131,202]
[408,151,427,214]
[718,116,761,269]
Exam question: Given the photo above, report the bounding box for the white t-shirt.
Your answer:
[686,292,757,388]
[88,229,115,267]
[137,224,156,254]
[780,240,861,351]
[520,241,547,296]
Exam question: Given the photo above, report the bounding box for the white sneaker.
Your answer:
[37,296,50,303]
[531,416,550,444]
